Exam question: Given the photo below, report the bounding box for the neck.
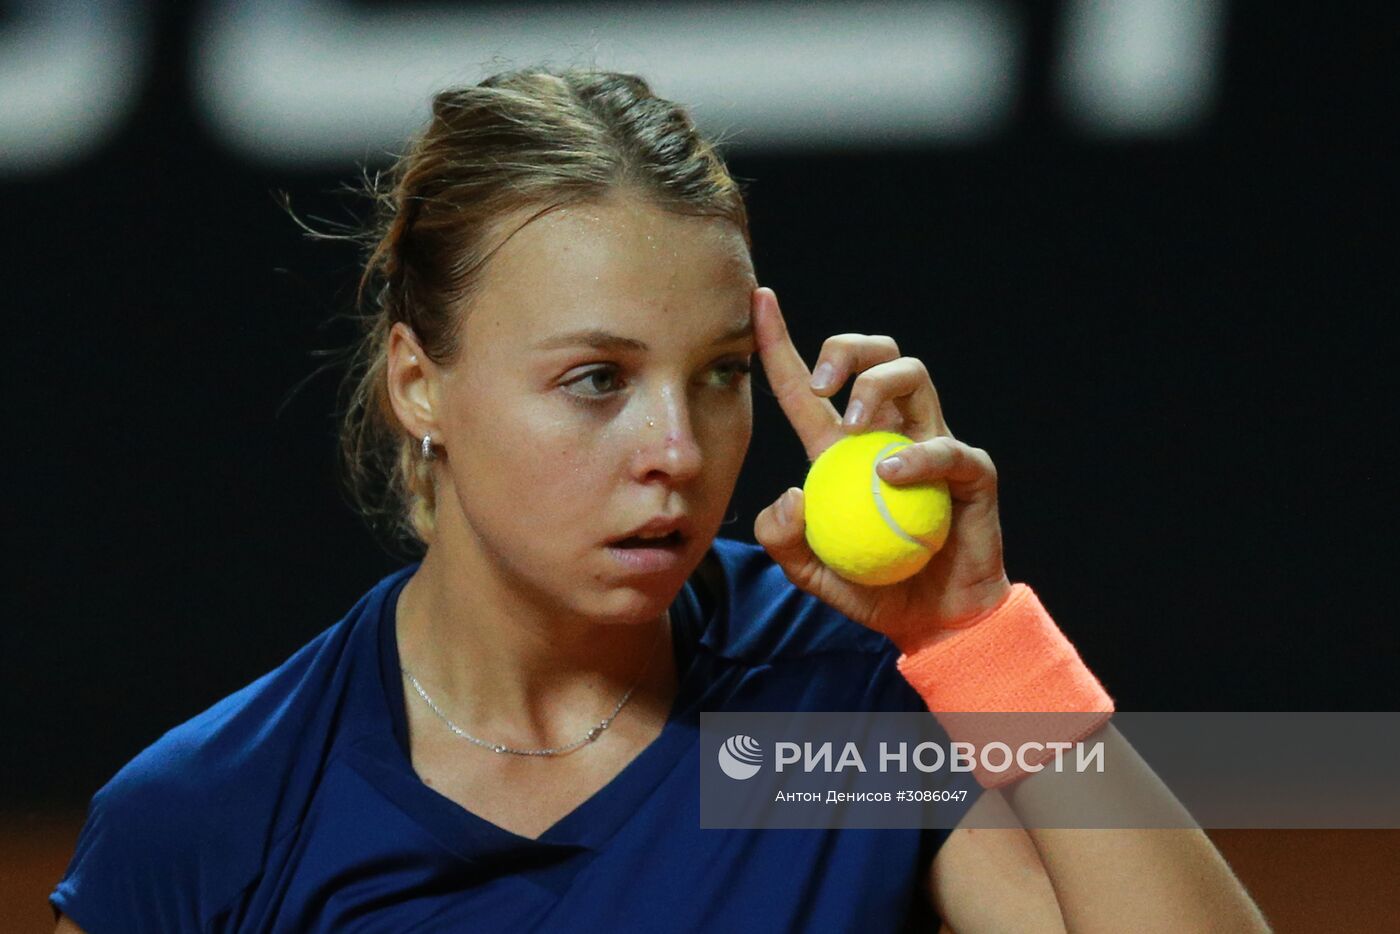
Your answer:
[395,527,677,751]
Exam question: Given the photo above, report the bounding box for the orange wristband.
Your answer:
[895,583,1115,788]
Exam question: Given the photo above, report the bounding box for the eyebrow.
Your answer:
[533,320,755,352]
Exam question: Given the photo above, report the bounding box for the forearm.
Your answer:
[1002,723,1272,933]
[896,583,1271,932]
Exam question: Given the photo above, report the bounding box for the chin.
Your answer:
[597,570,690,619]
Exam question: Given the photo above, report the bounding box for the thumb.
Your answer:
[754,487,823,589]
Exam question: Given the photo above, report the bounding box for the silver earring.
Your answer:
[421,433,434,460]
[646,418,655,428]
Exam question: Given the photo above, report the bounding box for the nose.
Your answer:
[635,392,703,484]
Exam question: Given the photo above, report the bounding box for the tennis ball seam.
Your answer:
[869,441,930,549]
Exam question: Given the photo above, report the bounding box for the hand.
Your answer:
[750,287,1012,652]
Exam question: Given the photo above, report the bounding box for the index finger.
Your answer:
[752,287,844,461]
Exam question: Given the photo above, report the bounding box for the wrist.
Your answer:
[893,582,1115,789]
[889,574,1015,656]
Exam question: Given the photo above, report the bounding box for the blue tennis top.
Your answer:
[51,537,980,932]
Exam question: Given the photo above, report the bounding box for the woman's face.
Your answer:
[431,195,756,622]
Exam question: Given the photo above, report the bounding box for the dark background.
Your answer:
[4,1,1395,813]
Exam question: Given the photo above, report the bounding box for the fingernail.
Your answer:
[843,399,865,427]
[877,455,905,478]
[810,362,834,391]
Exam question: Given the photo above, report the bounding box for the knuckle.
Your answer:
[821,333,861,355]
[872,401,904,430]
[785,560,817,590]
[972,446,998,479]
[892,355,929,386]
[850,367,889,397]
[826,333,900,361]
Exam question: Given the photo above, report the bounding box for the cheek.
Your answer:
[498,424,596,488]
[504,407,613,491]
[450,422,603,551]
[699,402,753,469]
[444,383,576,484]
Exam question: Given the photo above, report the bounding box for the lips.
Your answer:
[605,516,691,574]
[612,530,684,548]
[608,515,691,546]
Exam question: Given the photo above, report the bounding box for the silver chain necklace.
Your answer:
[400,614,667,757]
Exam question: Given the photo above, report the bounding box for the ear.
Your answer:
[386,322,439,443]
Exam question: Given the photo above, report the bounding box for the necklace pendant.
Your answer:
[586,726,601,741]
[493,744,507,753]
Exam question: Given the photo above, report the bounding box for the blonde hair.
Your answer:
[334,67,752,554]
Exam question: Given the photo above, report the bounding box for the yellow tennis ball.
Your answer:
[802,431,952,586]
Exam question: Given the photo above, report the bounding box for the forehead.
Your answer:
[468,197,755,344]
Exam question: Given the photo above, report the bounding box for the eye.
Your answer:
[561,357,752,402]
[563,365,624,399]
[710,357,753,387]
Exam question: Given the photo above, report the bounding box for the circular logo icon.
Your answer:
[718,734,763,780]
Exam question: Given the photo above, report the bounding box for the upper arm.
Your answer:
[51,762,212,934]
[927,788,1066,934]
[54,913,88,934]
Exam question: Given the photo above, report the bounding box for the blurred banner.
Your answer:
[3,0,1226,174]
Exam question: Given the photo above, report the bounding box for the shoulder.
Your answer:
[705,537,895,662]
[114,607,356,809]
[694,537,935,711]
[52,625,346,930]
[116,565,412,810]
[698,539,929,712]
[51,567,407,932]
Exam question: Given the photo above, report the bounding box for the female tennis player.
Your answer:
[51,68,1270,932]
